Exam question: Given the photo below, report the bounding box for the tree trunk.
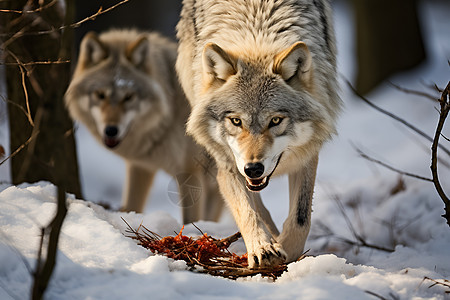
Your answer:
[1,0,81,197]
[352,0,426,94]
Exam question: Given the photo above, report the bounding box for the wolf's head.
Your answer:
[65,31,171,149]
[188,42,335,191]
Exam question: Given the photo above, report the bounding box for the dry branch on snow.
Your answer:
[123,218,292,280]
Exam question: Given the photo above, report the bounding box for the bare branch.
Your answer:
[6,50,34,127]
[422,277,450,294]
[388,81,438,102]
[0,59,70,66]
[32,187,67,300]
[333,195,395,253]
[430,81,450,226]
[0,130,39,167]
[0,0,59,14]
[353,145,433,182]
[345,79,450,157]
[0,0,130,41]
[0,94,28,117]
[442,133,450,142]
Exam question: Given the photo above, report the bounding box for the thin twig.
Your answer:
[423,276,450,293]
[19,64,33,126]
[0,0,130,40]
[0,0,59,14]
[1,96,29,120]
[430,81,450,226]
[335,235,395,253]
[0,60,70,66]
[6,50,34,127]
[333,195,395,253]
[388,81,438,102]
[353,145,433,182]
[0,130,39,167]
[345,79,450,157]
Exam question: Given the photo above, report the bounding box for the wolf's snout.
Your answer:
[105,125,118,138]
[104,125,120,148]
[244,162,265,179]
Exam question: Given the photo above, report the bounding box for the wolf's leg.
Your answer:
[252,193,279,237]
[217,168,287,268]
[121,163,155,213]
[200,174,224,222]
[177,172,202,224]
[278,154,318,263]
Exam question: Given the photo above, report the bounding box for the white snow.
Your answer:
[1,1,450,299]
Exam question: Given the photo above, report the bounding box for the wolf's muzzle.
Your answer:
[104,125,120,148]
[244,154,283,192]
[244,162,265,178]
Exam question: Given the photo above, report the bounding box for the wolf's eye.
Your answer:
[123,93,134,102]
[269,117,283,128]
[230,118,242,127]
[95,90,106,100]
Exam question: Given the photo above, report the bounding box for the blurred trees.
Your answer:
[0,0,182,197]
[352,0,426,94]
[74,1,181,45]
[1,0,81,197]
[0,0,429,192]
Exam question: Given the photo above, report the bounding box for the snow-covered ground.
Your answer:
[1,1,450,299]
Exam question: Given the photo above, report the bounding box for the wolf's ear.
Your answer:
[273,42,312,84]
[202,43,237,85]
[79,32,108,68]
[126,36,149,69]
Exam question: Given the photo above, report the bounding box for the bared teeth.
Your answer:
[247,177,267,187]
[245,177,269,192]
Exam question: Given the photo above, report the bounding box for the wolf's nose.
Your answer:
[104,126,118,138]
[244,162,265,178]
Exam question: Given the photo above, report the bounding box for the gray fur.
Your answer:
[65,29,224,223]
[176,0,341,267]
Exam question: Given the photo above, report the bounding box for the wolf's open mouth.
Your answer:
[244,153,283,192]
[246,176,269,192]
[104,137,120,148]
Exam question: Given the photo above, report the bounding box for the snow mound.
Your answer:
[1,181,449,299]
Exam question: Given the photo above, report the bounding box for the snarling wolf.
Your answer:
[176,0,342,268]
[65,29,223,223]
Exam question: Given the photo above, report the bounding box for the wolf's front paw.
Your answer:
[248,242,287,269]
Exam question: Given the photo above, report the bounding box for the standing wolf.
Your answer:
[176,0,341,268]
[65,29,223,223]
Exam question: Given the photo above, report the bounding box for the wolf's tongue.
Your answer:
[104,137,120,148]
